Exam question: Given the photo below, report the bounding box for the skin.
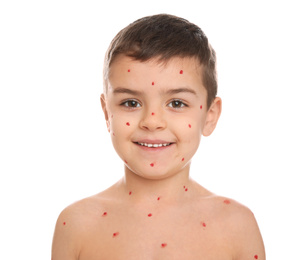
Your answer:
[52,56,265,260]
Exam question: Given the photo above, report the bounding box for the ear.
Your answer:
[202,97,222,137]
[100,93,110,132]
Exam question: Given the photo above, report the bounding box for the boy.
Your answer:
[52,14,265,260]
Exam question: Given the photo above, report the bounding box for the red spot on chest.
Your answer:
[126,122,130,126]
[161,243,167,248]
[223,199,231,204]
[113,232,119,237]
[254,255,258,259]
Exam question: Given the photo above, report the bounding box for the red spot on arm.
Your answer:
[254,255,258,259]
[102,212,107,216]
[223,199,231,204]
[150,163,154,167]
[148,213,152,217]
[188,124,191,128]
[180,70,183,74]
[126,122,130,126]
[112,232,119,237]
[152,82,155,85]
[161,243,167,248]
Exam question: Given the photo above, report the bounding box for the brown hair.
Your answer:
[103,14,217,108]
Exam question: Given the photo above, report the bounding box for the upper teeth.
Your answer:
[137,142,171,147]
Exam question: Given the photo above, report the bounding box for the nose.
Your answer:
[139,108,167,131]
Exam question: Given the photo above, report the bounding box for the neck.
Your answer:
[119,163,194,204]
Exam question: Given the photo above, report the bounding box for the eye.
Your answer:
[167,100,187,109]
[121,100,141,108]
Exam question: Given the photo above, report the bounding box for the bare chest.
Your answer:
[79,206,233,260]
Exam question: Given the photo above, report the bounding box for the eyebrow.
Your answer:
[165,87,197,96]
[112,87,143,96]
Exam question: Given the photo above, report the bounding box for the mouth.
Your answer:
[135,142,173,148]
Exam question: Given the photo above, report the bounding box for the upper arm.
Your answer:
[52,206,81,260]
[231,206,265,260]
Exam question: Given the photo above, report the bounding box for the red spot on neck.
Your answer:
[113,232,119,237]
[161,243,167,248]
[126,122,130,126]
[180,70,183,74]
[150,163,154,167]
[223,199,231,204]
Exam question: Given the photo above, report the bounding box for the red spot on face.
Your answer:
[161,243,167,248]
[182,157,184,161]
[180,70,183,74]
[128,69,130,72]
[185,188,188,191]
[188,124,191,128]
[112,132,115,136]
[129,191,132,195]
[201,222,206,227]
[152,82,155,85]
[223,199,231,204]
[254,255,258,259]
[124,160,128,164]
[126,122,130,126]
[183,185,186,189]
[151,112,155,115]
[200,105,202,109]
[148,213,152,217]
[102,212,107,216]
[63,222,66,225]
[150,163,154,167]
[113,232,119,237]
[157,196,161,200]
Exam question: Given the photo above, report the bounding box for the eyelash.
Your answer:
[120,99,188,109]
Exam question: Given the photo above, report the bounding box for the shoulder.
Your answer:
[207,195,266,260]
[52,194,110,259]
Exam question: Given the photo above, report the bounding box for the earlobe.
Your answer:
[202,97,222,137]
[100,94,110,132]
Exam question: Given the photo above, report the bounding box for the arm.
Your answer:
[232,207,266,260]
[51,207,81,260]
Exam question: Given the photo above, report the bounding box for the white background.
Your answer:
[0,0,300,259]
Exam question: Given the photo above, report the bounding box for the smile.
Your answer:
[136,142,172,148]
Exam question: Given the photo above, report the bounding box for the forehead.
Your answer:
[107,55,206,94]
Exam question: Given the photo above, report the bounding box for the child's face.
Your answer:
[101,55,221,180]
